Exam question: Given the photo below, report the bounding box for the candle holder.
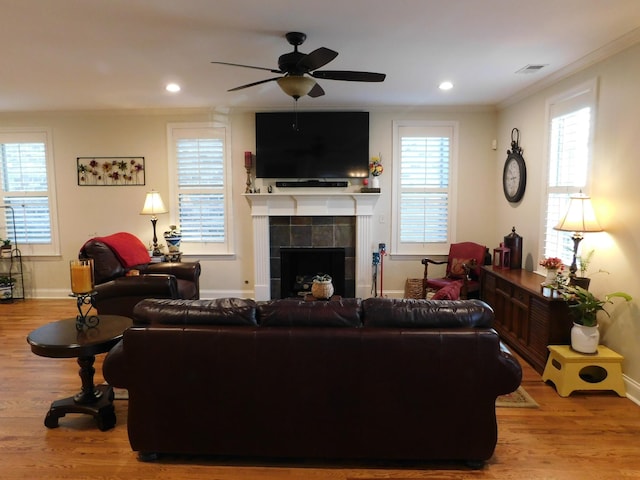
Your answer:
[71,291,100,331]
[245,165,253,193]
[244,151,253,193]
[70,259,98,330]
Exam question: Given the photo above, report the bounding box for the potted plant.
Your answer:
[0,275,16,299]
[571,249,595,289]
[0,238,11,258]
[563,285,632,353]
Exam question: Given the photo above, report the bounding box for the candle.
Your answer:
[70,259,94,294]
[244,151,252,168]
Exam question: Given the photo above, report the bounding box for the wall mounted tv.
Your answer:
[255,111,369,179]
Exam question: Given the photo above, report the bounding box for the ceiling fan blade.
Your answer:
[307,82,325,98]
[312,70,386,82]
[211,61,282,74]
[297,47,338,71]
[228,77,281,92]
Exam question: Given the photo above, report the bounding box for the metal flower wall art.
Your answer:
[77,157,145,186]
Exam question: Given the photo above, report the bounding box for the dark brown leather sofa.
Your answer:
[79,238,200,318]
[103,297,522,467]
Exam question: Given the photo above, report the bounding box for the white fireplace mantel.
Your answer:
[244,192,380,300]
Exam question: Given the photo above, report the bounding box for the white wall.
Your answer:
[497,42,640,394]
[0,106,497,300]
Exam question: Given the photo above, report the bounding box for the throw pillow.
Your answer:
[449,258,472,278]
[431,280,464,300]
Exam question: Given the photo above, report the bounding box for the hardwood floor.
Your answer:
[1,299,639,479]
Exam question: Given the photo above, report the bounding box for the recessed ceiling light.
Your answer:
[439,81,453,91]
[166,83,181,93]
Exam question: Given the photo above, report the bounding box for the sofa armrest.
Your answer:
[141,261,201,282]
[95,274,178,299]
[93,274,179,318]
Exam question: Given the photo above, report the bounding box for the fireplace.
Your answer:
[269,216,355,299]
[244,192,379,301]
[280,247,347,299]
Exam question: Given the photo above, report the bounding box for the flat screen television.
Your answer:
[255,111,369,179]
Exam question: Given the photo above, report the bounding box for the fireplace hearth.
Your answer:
[281,247,346,299]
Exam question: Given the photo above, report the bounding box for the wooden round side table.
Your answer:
[26,315,132,431]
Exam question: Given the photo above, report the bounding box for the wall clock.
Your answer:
[502,128,526,203]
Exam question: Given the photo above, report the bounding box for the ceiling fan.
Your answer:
[211,31,386,100]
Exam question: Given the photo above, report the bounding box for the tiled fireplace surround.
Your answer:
[245,193,379,301]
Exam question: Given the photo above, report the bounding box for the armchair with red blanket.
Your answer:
[421,242,490,300]
[79,232,200,319]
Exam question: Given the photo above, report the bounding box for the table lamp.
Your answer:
[140,190,168,256]
[553,191,603,276]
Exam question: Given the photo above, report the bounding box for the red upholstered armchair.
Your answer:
[422,242,489,300]
[79,232,200,319]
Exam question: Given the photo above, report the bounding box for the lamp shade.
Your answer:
[554,192,603,233]
[140,190,168,216]
[277,76,316,99]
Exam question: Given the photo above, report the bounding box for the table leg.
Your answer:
[43,355,116,431]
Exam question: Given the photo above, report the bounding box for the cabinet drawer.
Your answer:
[512,287,529,307]
[495,278,513,296]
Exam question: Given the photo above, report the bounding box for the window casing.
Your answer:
[541,79,597,266]
[0,128,59,256]
[167,123,233,256]
[392,121,458,255]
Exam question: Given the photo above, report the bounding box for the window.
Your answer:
[542,79,597,265]
[167,123,233,256]
[0,128,59,256]
[392,121,458,255]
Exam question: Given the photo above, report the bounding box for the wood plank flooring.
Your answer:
[1,299,640,479]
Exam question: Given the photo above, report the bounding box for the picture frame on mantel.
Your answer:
[77,157,145,186]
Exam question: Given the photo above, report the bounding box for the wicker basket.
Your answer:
[311,280,334,299]
[404,278,425,299]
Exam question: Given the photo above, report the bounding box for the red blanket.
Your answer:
[93,232,150,268]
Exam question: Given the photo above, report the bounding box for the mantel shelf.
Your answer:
[244,192,380,217]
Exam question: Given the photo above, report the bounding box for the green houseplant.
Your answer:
[563,285,632,353]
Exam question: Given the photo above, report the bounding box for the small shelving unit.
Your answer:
[0,206,25,301]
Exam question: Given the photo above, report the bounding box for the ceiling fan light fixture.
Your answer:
[277,76,316,99]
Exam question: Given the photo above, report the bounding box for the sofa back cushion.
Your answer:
[133,298,258,326]
[362,298,494,328]
[258,298,362,327]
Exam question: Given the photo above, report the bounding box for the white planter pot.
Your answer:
[371,176,380,189]
[571,322,600,354]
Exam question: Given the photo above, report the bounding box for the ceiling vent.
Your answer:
[515,64,548,74]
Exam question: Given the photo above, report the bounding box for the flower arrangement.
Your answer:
[369,155,383,176]
[539,257,564,270]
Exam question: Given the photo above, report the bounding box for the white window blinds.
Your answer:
[392,122,457,255]
[0,129,59,255]
[168,124,233,255]
[542,81,595,264]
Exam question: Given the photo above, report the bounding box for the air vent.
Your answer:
[515,64,548,74]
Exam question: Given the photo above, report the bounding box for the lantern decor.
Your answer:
[69,259,99,330]
[245,151,253,193]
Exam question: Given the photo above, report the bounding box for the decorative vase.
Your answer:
[543,268,558,286]
[311,279,334,299]
[371,176,380,189]
[163,225,181,253]
[571,322,600,354]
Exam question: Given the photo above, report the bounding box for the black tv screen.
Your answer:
[255,111,369,179]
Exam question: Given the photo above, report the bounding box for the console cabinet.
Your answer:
[480,266,572,374]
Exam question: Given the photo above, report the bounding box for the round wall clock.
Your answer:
[502,128,526,203]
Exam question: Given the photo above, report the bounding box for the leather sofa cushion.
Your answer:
[258,298,362,327]
[362,298,494,328]
[133,298,258,326]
